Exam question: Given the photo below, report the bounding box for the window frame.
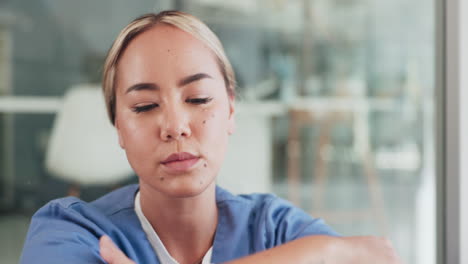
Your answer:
[441,0,468,263]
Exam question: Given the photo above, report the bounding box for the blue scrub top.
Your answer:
[20,184,339,264]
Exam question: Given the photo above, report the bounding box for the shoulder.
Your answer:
[90,184,139,215]
[40,184,137,213]
[29,184,139,237]
[30,184,138,226]
[215,185,306,219]
[215,185,339,248]
[20,184,141,264]
[215,185,283,222]
[216,185,278,208]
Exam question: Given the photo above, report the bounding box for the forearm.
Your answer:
[222,235,402,264]
[223,235,339,264]
[99,235,402,264]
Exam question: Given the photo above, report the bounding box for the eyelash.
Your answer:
[131,97,213,114]
[132,104,158,113]
[186,97,213,105]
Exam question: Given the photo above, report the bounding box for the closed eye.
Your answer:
[132,103,158,113]
[186,97,213,105]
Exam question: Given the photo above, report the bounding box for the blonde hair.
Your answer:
[102,11,236,125]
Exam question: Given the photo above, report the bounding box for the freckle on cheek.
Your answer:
[199,181,203,185]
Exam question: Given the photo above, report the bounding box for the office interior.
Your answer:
[2,0,464,263]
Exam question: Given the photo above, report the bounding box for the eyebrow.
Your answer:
[125,73,212,94]
[178,73,213,87]
[125,83,159,94]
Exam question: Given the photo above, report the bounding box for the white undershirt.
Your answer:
[134,191,213,264]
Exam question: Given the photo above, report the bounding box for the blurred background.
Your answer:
[0,0,436,263]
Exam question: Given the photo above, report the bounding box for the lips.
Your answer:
[161,152,200,173]
[161,152,198,164]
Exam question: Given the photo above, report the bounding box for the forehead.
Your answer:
[116,24,221,87]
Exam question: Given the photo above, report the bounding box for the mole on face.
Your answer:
[204,163,207,168]
[167,49,170,52]
[203,120,206,124]
[160,177,165,181]
[199,181,203,185]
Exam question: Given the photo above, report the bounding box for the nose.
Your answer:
[160,106,191,141]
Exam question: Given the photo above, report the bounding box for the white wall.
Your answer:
[218,111,273,194]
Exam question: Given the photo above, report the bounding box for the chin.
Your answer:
[162,178,216,198]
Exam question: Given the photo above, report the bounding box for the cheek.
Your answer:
[198,111,226,137]
[118,121,157,174]
[196,117,226,176]
[197,110,231,162]
[118,117,154,153]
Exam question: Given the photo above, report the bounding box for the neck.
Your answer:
[139,182,218,264]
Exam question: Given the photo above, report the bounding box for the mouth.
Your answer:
[161,152,200,173]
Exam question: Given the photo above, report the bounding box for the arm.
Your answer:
[100,235,403,264]
[223,235,402,264]
[20,200,106,264]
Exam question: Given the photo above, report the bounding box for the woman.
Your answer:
[21,11,401,264]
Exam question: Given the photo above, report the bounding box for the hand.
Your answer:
[337,236,403,264]
[99,235,135,264]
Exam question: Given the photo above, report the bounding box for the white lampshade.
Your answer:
[46,85,133,185]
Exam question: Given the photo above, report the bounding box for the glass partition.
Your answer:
[0,1,436,263]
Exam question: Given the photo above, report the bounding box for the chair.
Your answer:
[45,84,133,196]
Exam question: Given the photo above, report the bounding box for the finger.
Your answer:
[99,235,135,264]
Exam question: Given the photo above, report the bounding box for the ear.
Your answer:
[227,97,236,135]
[115,118,126,149]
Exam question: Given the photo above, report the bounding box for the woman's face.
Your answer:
[114,25,235,198]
